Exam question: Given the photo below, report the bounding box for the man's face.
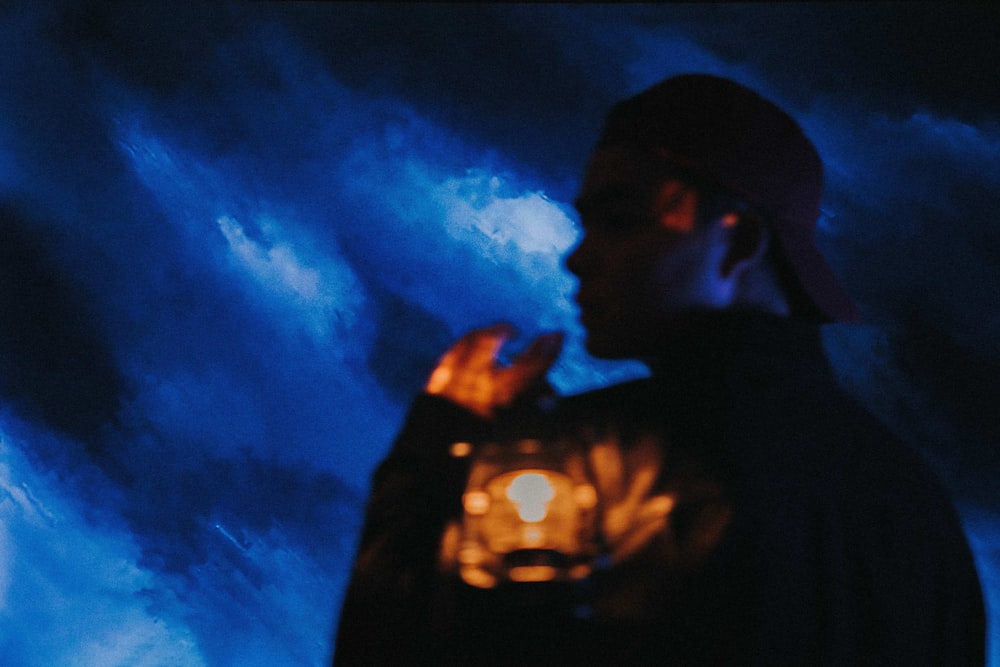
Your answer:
[567,146,729,359]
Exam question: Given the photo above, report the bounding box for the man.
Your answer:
[334,74,985,665]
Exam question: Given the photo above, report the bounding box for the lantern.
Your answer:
[445,437,599,589]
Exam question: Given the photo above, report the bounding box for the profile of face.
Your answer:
[567,146,745,359]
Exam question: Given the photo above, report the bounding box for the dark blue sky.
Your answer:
[0,3,997,664]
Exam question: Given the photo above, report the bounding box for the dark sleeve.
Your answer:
[743,428,987,666]
[333,394,487,666]
[853,448,987,666]
[726,364,986,666]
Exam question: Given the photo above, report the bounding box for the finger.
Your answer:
[501,332,564,396]
[519,330,564,360]
[489,332,561,407]
[589,430,626,501]
[444,324,510,367]
[425,336,471,393]
[465,322,516,371]
[609,511,671,564]
[425,324,514,393]
[426,344,464,393]
[512,331,563,372]
[621,433,663,507]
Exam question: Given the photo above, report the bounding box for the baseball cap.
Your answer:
[596,74,860,323]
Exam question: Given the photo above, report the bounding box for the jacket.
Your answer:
[334,313,984,665]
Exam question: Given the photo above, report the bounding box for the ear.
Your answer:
[718,213,768,278]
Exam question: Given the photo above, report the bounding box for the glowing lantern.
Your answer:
[446,437,598,588]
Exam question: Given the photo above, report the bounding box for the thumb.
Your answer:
[508,331,563,387]
[497,332,563,410]
[518,331,564,368]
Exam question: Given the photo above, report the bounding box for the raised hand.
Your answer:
[424,323,563,418]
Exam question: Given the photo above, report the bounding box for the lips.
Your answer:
[574,294,603,325]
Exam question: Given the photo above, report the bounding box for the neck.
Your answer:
[643,309,757,372]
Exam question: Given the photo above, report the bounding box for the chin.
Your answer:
[584,340,620,360]
[581,314,687,360]
[582,329,644,360]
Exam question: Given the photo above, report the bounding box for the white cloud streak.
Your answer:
[0,422,206,666]
[216,214,365,341]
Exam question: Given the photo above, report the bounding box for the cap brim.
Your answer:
[773,222,861,323]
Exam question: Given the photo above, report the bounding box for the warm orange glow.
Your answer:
[460,567,498,589]
[515,439,543,455]
[466,468,588,570]
[506,472,555,522]
[645,494,675,516]
[508,565,558,583]
[521,525,544,547]
[463,490,490,515]
[448,438,601,588]
[572,484,598,510]
[424,365,452,393]
[458,544,486,565]
[655,180,698,232]
[449,441,473,458]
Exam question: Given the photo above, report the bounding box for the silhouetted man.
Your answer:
[334,74,985,665]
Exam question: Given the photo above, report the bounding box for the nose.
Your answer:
[565,234,593,278]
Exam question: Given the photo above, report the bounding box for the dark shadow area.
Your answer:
[366,290,453,404]
[0,202,125,446]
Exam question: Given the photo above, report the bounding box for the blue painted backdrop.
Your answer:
[0,4,997,665]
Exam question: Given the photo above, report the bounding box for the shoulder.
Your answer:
[707,318,963,525]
